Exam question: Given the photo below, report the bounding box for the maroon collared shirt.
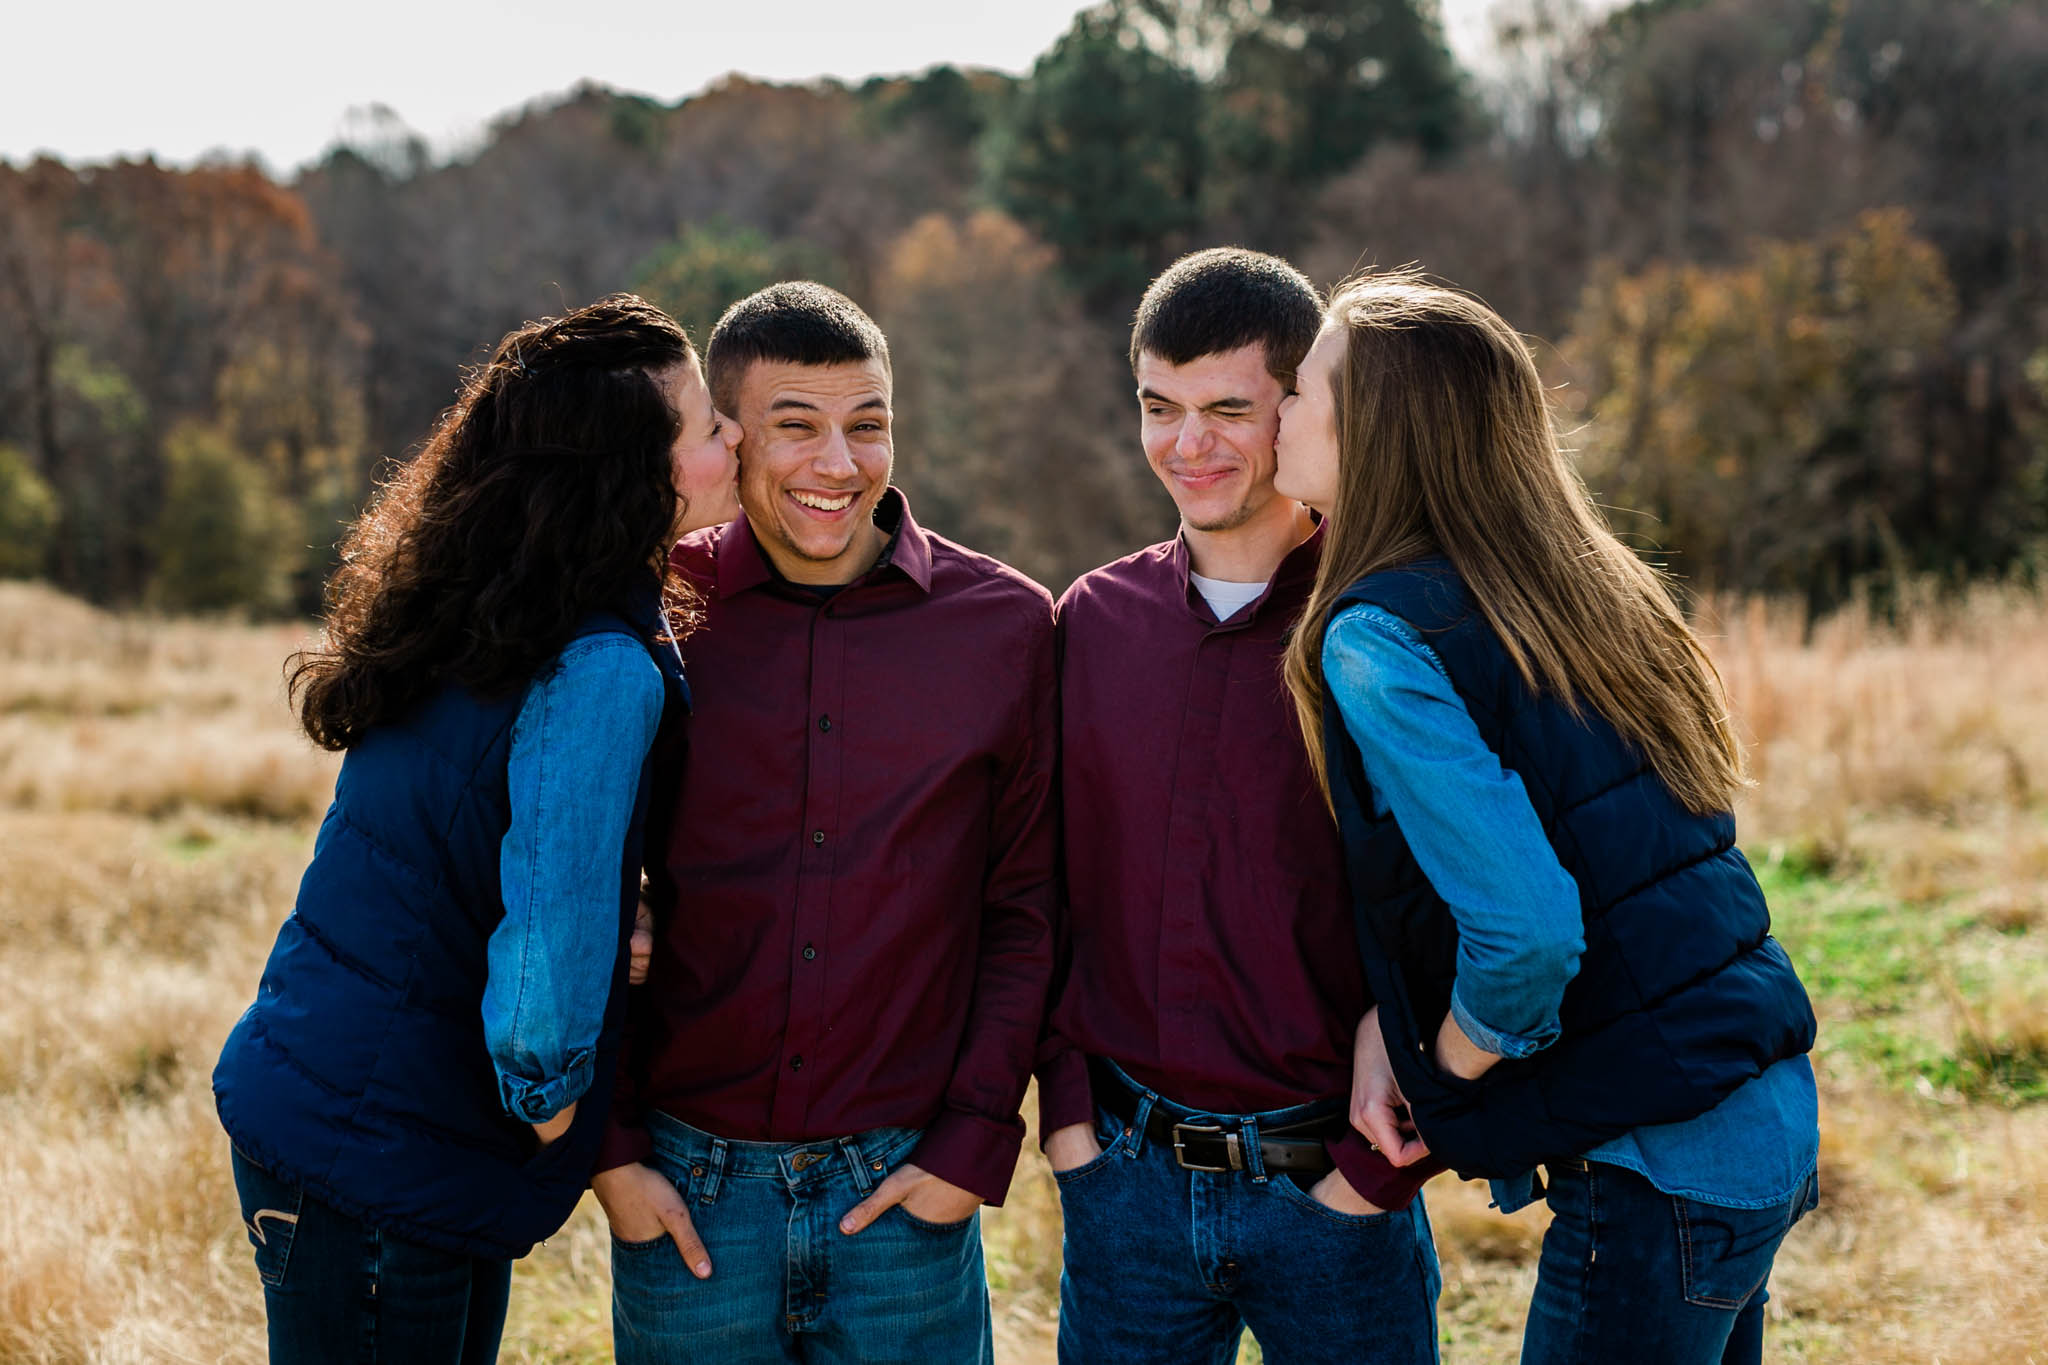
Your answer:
[1038,528,1438,1209]
[600,491,1058,1205]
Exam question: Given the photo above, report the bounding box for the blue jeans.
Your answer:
[610,1112,992,1364]
[229,1145,512,1365]
[1055,1087,1442,1365]
[1521,1160,1820,1365]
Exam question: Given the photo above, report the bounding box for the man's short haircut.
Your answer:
[1129,247,1323,383]
[705,281,891,412]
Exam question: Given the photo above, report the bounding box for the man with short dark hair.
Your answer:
[593,282,1055,1364]
[1039,248,1443,1362]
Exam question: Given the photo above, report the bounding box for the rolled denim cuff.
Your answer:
[494,1045,595,1124]
[1450,986,1558,1061]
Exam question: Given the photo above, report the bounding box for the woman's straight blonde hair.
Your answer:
[1281,270,1745,815]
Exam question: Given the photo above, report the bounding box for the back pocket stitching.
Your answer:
[1674,1198,1768,1310]
[245,1202,302,1287]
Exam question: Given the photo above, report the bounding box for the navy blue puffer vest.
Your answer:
[213,603,684,1259]
[1321,561,1815,1180]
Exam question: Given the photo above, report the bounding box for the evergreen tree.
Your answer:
[990,4,1208,311]
[0,444,58,579]
[1133,0,1471,246]
[149,422,293,614]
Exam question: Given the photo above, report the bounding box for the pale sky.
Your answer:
[5,0,1508,174]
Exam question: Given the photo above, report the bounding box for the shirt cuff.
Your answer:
[1450,985,1559,1061]
[494,1047,595,1124]
[1035,1047,1095,1143]
[1328,1130,1448,1210]
[594,1115,655,1175]
[1489,1169,1545,1213]
[912,1108,1026,1207]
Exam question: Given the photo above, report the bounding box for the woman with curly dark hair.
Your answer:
[213,293,739,1364]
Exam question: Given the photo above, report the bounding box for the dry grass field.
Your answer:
[2,577,2045,1363]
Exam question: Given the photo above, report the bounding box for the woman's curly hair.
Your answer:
[290,294,695,750]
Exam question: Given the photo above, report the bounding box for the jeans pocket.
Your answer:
[1673,1194,1800,1310]
[892,1205,978,1234]
[1269,1168,1400,1229]
[229,1146,304,1289]
[1050,1144,1121,1187]
[608,1150,707,1261]
[1051,1109,1129,1187]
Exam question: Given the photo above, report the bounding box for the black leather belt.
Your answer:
[1091,1061,1338,1175]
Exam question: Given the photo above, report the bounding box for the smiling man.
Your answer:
[591,283,1056,1364]
[1037,248,1443,1362]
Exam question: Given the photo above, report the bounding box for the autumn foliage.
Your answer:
[1,0,2045,609]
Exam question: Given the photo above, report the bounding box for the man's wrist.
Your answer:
[1035,1047,1095,1142]
[594,1119,655,1175]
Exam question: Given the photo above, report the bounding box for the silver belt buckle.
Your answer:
[1171,1121,1244,1173]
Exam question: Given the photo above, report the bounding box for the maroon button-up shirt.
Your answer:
[600,492,1057,1205]
[1039,528,1437,1209]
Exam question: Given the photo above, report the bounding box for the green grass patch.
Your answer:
[155,814,311,863]
[1760,854,2044,1105]
[1946,1034,2048,1104]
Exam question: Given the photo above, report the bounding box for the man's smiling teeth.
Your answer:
[793,491,855,511]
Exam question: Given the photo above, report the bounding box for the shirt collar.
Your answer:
[715,486,933,599]
[1172,516,1325,623]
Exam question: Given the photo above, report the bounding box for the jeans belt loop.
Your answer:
[1127,1090,1158,1159]
[1241,1116,1269,1183]
[701,1136,728,1204]
[842,1134,876,1194]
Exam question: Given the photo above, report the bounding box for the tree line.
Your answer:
[2,0,2044,614]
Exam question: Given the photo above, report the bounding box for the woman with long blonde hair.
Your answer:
[1274,271,1819,1364]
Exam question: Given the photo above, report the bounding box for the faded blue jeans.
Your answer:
[610,1111,992,1364]
[230,1145,511,1365]
[1521,1159,1820,1364]
[1055,1088,1442,1364]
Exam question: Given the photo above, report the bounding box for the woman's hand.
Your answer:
[838,1163,984,1233]
[1434,1009,1502,1081]
[591,1161,712,1278]
[628,890,655,986]
[1351,1007,1431,1166]
[529,1099,577,1147]
[1044,1122,1106,1174]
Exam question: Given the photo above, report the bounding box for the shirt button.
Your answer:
[802,944,817,960]
[789,1055,805,1072]
[818,715,832,732]
[812,829,826,845]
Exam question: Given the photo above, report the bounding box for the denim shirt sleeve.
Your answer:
[483,633,664,1124]
[1325,605,1585,1058]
